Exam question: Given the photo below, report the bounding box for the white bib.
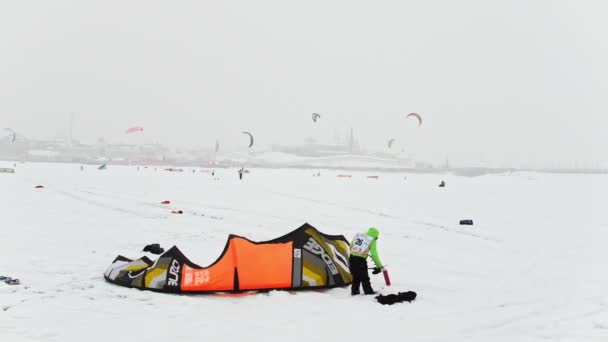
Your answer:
[350,233,373,256]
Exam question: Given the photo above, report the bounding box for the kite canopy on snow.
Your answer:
[242,131,254,148]
[104,223,352,293]
[406,112,422,126]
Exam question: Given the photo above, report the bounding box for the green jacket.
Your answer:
[350,228,382,268]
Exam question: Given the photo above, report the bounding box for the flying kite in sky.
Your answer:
[125,126,144,134]
[3,128,16,142]
[242,131,254,148]
[406,113,422,126]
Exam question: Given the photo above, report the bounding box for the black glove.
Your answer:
[372,267,382,275]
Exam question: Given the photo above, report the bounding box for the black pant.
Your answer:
[349,255,374,295]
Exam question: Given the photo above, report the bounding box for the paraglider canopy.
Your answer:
[242,131,254,148]
[312,113,321,123]
[406,113,422,126]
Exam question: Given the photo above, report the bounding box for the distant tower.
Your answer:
[214,139,219,163]
[69,112,74,148]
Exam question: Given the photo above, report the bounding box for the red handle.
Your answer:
[382,270,391,286]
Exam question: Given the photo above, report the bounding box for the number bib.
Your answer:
[350,233,373,256]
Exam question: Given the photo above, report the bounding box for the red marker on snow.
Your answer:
[161,200,171,205]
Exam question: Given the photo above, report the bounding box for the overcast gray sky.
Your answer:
[1,0,606,167]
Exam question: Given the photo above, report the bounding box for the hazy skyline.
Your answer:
[1,1,606,167]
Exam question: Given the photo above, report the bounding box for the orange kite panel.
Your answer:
[233,238,293,290]
[181,245,236,292]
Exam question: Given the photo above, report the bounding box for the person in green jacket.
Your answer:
[349,227,384,295]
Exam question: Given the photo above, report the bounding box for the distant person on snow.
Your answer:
[238,168,244,180]
[349,227,384,295]
[439,180,445,187]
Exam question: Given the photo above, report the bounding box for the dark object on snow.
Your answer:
[171,210,183,214]
[143,243,165,255]
[161,200,171,205]
[35,185,44,189]
[459,219,474,225]
[6,278,20,285]
[1,276,20,285]
[439,180,445,187]
[375,291,417,305]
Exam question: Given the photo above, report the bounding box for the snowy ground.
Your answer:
[1,162,607,342]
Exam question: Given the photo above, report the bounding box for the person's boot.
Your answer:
[363,283,375,295]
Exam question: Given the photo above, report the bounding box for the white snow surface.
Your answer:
[1,162,607,342]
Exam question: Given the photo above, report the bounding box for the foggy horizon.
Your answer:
[1,1,606,168]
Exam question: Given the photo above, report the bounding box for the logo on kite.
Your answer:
[125,126,144,134]
[242,131,254,148]
[167,259,181,286]
[312,113,321,123]
[303,237,339,275]
[127,269,146,279]
[406,113,422,126]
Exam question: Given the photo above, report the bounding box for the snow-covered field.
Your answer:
[1,162,607,342]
